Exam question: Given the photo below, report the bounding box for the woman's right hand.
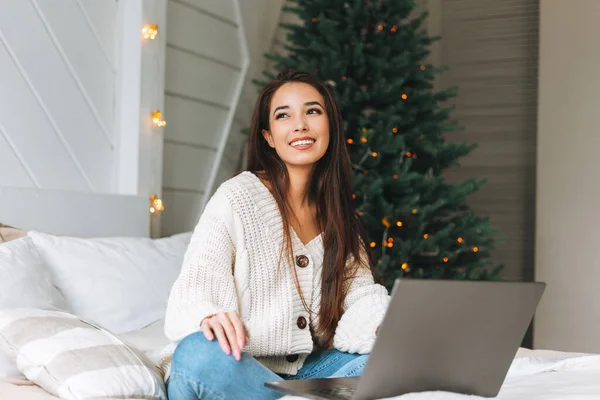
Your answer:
[200,311,249,361]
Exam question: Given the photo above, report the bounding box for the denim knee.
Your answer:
[171,331,223,377]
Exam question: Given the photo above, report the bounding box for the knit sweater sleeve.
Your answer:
[164,187,240,342]
[333,248,390,354]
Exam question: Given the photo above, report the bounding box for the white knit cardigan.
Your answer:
[159,171,390,378]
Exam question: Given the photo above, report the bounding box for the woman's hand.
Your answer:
[200,312,249,361]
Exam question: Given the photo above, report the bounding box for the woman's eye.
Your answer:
[275,113,288,119]
[307,108,322,115]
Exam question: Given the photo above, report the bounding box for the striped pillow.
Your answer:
[0,309,166,400]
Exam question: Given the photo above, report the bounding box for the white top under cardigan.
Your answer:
[158,171,390,378]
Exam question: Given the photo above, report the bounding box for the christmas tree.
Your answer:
[255,0,503,290]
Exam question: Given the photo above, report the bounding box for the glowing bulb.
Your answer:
[393,174,399,179]
[401,262,409,270]
[151,110,166,127]
[361,137,368,143]
[382,217,390,228]
[472,246,479,253]
[149,194,165,214]
[443,257,449,263]
[412,209,417,214]
[372,152,378,157]
[392,127,398,133]
[347,138,354,144]
[370,242,376,248]
[377,25,383,31]
[457,237,464,243]
[401,93,408,100]
[423,234,428,239]
[420,65,426,70]
[396,221,402,227]
[142,24,158,40]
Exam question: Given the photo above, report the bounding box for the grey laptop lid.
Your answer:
[353,279,546,399]
[266,279,545,400]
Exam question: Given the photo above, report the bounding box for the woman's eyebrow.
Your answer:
[272,101,324,116]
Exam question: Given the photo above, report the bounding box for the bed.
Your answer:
[2,192,600,399]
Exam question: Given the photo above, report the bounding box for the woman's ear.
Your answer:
[262,129,275,148]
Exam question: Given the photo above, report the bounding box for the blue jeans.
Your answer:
[167,332,369,400]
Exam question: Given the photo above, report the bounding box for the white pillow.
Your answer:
[0,236,68,311]
[0,308,166,400]
[0,352,21,378]
[28,231,191,334]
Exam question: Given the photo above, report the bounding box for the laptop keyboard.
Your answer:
[311,386,356,399]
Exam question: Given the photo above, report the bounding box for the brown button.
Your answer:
[296,255,309,268]
[286,354,299,362]
[297,316,307,329]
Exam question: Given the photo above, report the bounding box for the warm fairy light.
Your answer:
[401,94,408,100]
[443,257,449,263]
[387,242,393,248]
[393,174,399,179]
[391,25,398,33]
[405,151,412,157]
[412,209,417,214]
[149,194,164,214]
[377,24,383,31]
[392,127,398,133]
[361,137,368,143]
[370,242,376,248]
[396,221,402,227]
[152,110,166,127]
[372,152,378,157]
[388,238,394,242]
[472,246,479,253]
[401,262,409,270]
[423,234,428,239]
[311,17,317,23]
[142,24,158,40]
[457,237,464,243]
[412,153,417,159]
[347,138,354,144]
[420,65,426,70]
[342,76,347,81]
[382,217,390,228]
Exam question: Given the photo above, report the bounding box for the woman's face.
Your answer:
[262,82,330,171]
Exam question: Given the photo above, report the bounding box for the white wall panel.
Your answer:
[165,46,240,107]
[78,0,119,68]
[0,128,37,188]
[35,0,116,140]
[0,38,91,190]
[167,0,242,68]
[171,0,236,23]
[164,94,229,149]
[163,143,216,191]
[0,0,115,192]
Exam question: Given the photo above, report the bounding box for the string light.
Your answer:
[412,209,417,214]
[412,153,417,159]
[401,93,408,100]
[387,242,393,248]
[457,237,464,243]
[396,221,403,227]
[382,217,390,228]
[472,246,479,253]
[311,17,317,23]
[401,262,409,270]
[151,110,166,127]
[392,127,398,133]
[361,137,368,143]
[423,234,428,239]
[391,25,398,33]
[142,24,158,40]
[352,193,356,199]
[377,24,384,31]
[405,151,412,157]
[443,257,449,263]
[347,138,354,144]
[342,76,347,81]
[393,174,399,179]
[420,65,426,70]
[370,241,376,248]
[149,194,164,214]
[372,152,378,157]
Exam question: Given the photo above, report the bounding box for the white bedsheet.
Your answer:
[282,348,600,399]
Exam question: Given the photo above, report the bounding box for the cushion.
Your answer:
[0,308,167,400]
[0,237,68,311]
[28,231,192,334]
[0,223,27,243]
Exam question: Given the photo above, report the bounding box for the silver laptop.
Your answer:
[265,279,545,400]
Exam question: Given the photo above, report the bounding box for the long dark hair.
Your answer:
[246,69,373,348]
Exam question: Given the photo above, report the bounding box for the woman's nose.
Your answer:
[293,116,308,132]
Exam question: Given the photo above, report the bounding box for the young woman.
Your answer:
[160,69,390,399]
